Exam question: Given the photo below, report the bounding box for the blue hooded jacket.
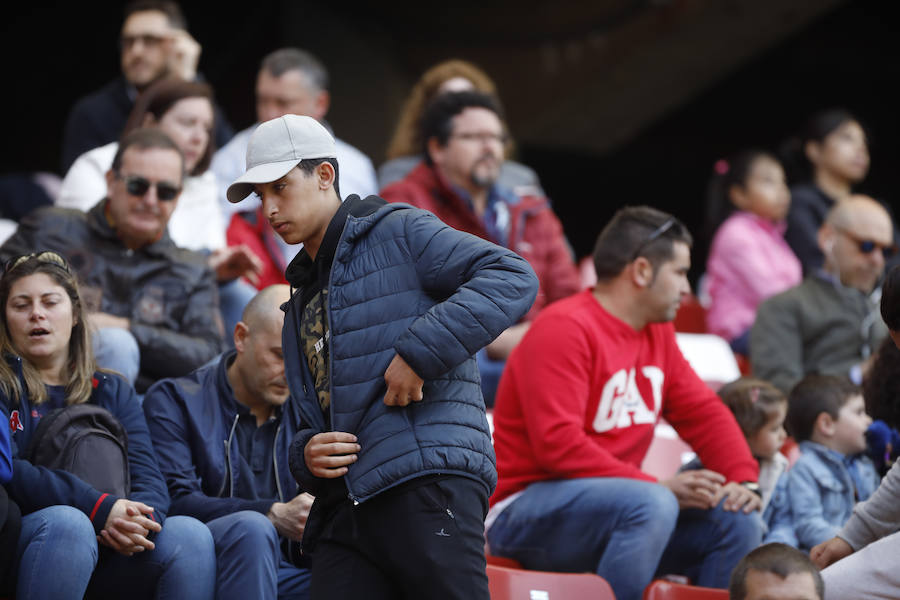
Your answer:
[285,199,538,504]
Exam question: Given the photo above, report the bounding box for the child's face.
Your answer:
[749,404,787,461]
[832,394,872,455]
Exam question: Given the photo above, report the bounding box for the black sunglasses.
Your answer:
[116,173,181,201]
[4,251,72,275]
[631,218,677,261]
[835,227,897,259]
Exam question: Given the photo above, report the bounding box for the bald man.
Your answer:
[751,196,894,392]
[143,284,311,600]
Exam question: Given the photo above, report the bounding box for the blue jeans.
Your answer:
[15,506,215,600]
[93,327,140,385]
[487,478,761,600]
[475,348,505,408]
[206,510,310,600]
[218,279,258,348]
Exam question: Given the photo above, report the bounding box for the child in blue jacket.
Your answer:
[770,374,880,550]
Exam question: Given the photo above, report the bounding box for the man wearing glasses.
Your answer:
[487,206,763,600]
[751,195,893,393]
[381,90,580,405]
[60,0,233,173]
[1,128,224,392]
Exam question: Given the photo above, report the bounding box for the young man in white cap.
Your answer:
[227,114,538,599]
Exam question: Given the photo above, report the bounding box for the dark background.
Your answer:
[2,0,895,282]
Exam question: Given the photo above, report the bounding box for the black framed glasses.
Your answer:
[835,227,897,259]
[630,218,677,261]
[4,251,72,275]
[116,173,181,201]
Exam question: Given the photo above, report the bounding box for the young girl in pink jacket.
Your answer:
[705,151,802,355]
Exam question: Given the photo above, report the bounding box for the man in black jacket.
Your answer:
[1,128,224,391]
[143,284,311,599]
[60,0,232,173]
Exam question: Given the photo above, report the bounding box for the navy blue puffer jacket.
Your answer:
[285,200,538,504]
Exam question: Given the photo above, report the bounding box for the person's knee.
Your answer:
[714,505,764,550]
[629,484,679,528]
[213,510,278,554]
[93,327,140,382]
[160,516,214,555]
[32,506,98,563]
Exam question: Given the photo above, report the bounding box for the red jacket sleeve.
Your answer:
[660,329,759,483]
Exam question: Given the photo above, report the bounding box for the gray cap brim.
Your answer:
[226,158,301,204]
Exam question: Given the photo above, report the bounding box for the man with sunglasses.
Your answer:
[381,91,580,405]
[1,128,224,392]
[60,0,233,173]
[751,195,892,393]
[488,206,762,600]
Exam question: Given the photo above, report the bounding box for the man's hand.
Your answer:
[304,431,359,478]
[89,312,131,331]
[383,354,424,407]
[267,493,314,541]
[209,245,263,285]
[660,470,725,510]
[711,482,762,513]
[100,499,161,556]
[810,536,854,569]
[166,29,201,81]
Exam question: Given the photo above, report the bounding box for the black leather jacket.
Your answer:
[0,200,225,390]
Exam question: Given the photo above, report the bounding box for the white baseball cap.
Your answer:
[226,114,338,204]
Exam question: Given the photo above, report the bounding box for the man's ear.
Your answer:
[105,169,117,198]
[818,224,836,256]
[233,321,249,352]
[316,161,336,191]
[814,412,836,438]
[631,256,655,288]
[313,90,330,121]
[426,137,444,167]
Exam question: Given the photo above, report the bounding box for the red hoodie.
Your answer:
[491,290,758,504]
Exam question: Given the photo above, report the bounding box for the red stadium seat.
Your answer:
[487,564,616,599]
[673,294,707,334]
[643,579,728,599]
[486,554,524,569]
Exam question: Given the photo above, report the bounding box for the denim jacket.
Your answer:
[771,441,880,550]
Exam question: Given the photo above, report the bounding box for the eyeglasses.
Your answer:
[120,34,167,50]
[835,227,897,259]
[631,218,677,261]
[450,132,508,145]
[4,251,72,276]
[115,173,181,201]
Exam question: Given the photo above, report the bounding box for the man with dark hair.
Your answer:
[381,90,579,403]
[729,543,824,600]
[487,206,762,600]
[143,284,311,599]
[1,128,224,392]
[61,0,232,172]
[212,47,376,217]
[752,196,892,392]
[226,114,538,599]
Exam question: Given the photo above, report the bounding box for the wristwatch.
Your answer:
[740,481,762,497]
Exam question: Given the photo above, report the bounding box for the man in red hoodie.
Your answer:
[487,206,762,600]
[381,91,579,404]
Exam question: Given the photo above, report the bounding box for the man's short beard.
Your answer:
[469,157,500,189]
